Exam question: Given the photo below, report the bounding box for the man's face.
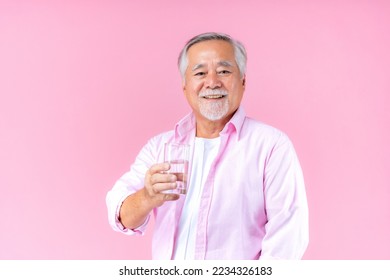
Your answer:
[183,40,245,123]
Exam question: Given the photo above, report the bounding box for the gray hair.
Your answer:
[178,32,247,81]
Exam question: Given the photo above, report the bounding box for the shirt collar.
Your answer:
[219,106,246,140]
[174,106,246,141]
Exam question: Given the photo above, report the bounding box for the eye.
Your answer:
[194,72,206,76]
[218,70,231,75]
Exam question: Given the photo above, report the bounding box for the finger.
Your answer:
[145,164,172,191]
[170,172,186,182]
[162,193,180,201]
[150,173,177,185]
[152,182,177,193]
[149,162,170,175]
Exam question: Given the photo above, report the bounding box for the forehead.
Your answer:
[186,40,235,64]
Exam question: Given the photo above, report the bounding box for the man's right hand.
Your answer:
[119,162,180,230]
[143,162,180,207]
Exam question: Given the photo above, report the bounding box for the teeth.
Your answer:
[204,95,223,99]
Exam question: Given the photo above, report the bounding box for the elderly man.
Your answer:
[106,32,309,260]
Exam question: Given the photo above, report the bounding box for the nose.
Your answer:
[204,72,221,89]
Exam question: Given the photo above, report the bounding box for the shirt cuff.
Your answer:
[114,194,150,235]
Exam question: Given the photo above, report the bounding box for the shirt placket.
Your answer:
[194,129,232,259]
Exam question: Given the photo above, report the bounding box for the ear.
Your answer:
[242,75,246,88]
[182,79,186,93]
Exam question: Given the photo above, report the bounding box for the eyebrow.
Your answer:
[191,60,234,72]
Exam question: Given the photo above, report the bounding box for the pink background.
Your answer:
[1,0,389,260]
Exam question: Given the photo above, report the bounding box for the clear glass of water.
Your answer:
[163,143,190,195]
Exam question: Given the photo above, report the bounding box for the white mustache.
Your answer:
[199,89,228,97]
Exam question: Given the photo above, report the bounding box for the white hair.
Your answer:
[178,32,247,81]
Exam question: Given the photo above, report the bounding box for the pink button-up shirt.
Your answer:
[106,107,309,259]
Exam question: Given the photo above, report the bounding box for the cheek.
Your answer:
[184,88,198,105]
[193,82,204,92]
[187,85,203,97]
[186,78,204,90]
[230,85,245,102]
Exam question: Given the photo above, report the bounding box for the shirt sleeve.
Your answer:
[105,137,157,235]
[260,133,309,260]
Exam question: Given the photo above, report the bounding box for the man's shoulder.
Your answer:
[148,130,175,144]
[241,117,295,150]
[243,117,286,138]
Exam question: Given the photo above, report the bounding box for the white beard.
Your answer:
[198,89,229,121]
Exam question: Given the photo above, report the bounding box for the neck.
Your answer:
[195,114,232,139]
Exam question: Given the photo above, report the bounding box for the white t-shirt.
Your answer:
[172,137,220,259]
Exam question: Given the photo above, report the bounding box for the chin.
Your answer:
[199,102,230,122]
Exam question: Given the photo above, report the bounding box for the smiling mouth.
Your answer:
[202,95,226,99]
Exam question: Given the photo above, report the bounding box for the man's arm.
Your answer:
[260,133,309,259]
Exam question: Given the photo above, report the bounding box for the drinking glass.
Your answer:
[163,143,190,195]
